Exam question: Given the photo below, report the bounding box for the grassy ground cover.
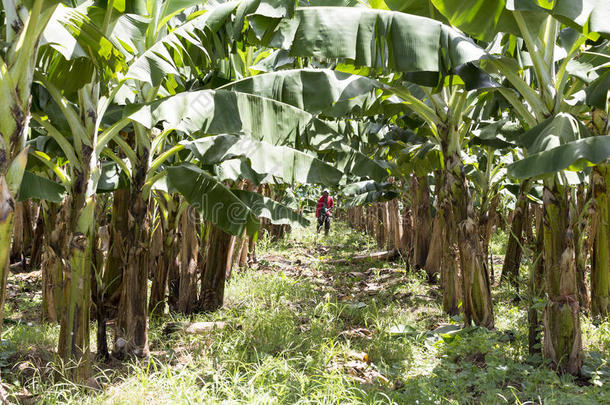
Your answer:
[1,222,609,404]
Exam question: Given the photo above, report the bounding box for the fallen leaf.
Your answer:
[185,321,227,334]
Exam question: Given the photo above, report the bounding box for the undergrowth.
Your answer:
[1,222,609,404]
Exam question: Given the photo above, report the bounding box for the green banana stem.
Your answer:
[0,177,15,337]
[592,165,610,317]
[58,196,95,381]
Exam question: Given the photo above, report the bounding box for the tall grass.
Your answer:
[1,224,609,404]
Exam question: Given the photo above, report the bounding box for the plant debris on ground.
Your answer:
[1,222,609,404]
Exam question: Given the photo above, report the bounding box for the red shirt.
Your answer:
[316,196,334,218]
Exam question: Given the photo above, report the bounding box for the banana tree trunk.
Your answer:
[117,163,151,358]
[12,201,36,270]
[382,202,392,248]
[200,224,232,311]
[541,181,582,375]
[481,195,499,285]
[425,214,443,282]
[149,202,178,318]
[0,0,58,338]
[528,206,545,356]
[225,234,238,277]
[441,223,461,316]
[573,184,591,313]
[0,178,15,336]
[592,165,610,318]
[30,208,44,271]
[91,220,109,361]
[41,202,64,322]
[445,152,494,328]
[104,189,130,316]
[167,207,182,312]
[376,204,385,248]
[247,230,257,265]
[501,189,528,286]
[389,199,403,251]
[401,207,413,263]
[438,165,461,315]
[57,192,95,382]
[11,202,24,267]
[149,230,172,317]
[412,175,431,268]
[237,231,249,268]
[178,207,199,314]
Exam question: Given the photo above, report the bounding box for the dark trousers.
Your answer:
[317,214,330,235]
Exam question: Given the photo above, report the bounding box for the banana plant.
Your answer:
[427,0,610,375]
[79,0,303,358]
[253,5,502,328]
[568,41,610,318]
[29,0,130,379]
[0,0,63,337]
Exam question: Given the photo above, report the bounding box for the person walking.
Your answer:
[316,189,334,235]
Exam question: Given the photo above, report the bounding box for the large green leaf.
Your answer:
[551,0,610,38]
[566,41,610,84]
[317,149,388,182]
[430,0,547,42]
[219,68,380,117]
[344,190,400,207]
[159,0,207,22]
[242,0,297,19]
[262,7,488,74]
[167,163,259,236]
[126,89,314,146]
[383,0,448,23]
[396,141,442,178]
[342,180,392,196]
[586,69,610,109]
[17,171,66,203]
[232,189,309,227]
[213,158,272,184]
[40,4,127,93]
[507,113,604,178]
[126,2,238,86]
[471,120,523,149]
[256,7,486,73]
[304,119,389,181]
[182,135,343,185]
[432,0,609,41]
[42,4,125,68]
[516,113,593,154]
[249,49,294,72]
[508,136,610,179]
[97,161,130,193]
[200,74,387,181]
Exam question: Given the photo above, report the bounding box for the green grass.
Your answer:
[1,222,610,404]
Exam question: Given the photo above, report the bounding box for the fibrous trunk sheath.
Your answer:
[424,214,442,281]
[117,171,150,358]
[0,178,15,337]
[104,189,130,316]
[542,182,582,375]
[58,193,95,382]
[501,189,528,287]
[200,224,232,311]
[149,202,178,317]
[412,175,431,268]
[178,207,199,314]
[592,165,610,318]
[528,206,544,356]
[446,152,494,328]
[41,203,66,322]
[438,170,460,315]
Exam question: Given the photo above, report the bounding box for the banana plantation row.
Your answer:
[0,0,608,383]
